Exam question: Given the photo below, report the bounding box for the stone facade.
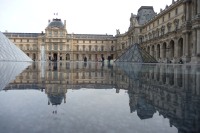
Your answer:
[116,0,200,63]
[4,19,116,62]
[3,0,200,63]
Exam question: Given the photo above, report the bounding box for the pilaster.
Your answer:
[197,29,200,55]
[161,44,164,59]
[192,29,197,56]
[182,33,191,62]
[174,39,179,63]
[191,28,200,63]
[198,0,200,14]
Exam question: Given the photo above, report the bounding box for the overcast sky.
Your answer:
[0,0,172,35]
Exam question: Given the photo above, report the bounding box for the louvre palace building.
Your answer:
[3,0,200,63]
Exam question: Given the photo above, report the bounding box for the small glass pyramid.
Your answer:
[115,43,157,63]
[0,31,32,62]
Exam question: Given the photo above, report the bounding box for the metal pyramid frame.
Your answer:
[115,43,157,63]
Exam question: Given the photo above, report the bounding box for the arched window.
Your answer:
[111,46,114,51]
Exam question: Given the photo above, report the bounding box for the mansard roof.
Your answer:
[138,6,154,12]
[3,32,40,38]
[67,34,115,40]
[47,18,64,28]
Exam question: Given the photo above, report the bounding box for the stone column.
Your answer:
[198,0,200,14]
[192,29,197,56]
[186,2,190,21]
[166,42,170,59]
[160,44,164,60]
[197,29,200,55]
[185,33,189,56]
[174,39,179,61]
[193,0,197,16]
[155,45,158,60]
[183,33,190,62]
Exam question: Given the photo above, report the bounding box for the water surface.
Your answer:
[0,61,199,133]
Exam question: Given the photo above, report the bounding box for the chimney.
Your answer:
[64,20,66,28]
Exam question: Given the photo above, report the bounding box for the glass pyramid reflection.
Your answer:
[115,43,157,63]
[0,31,32,61]
[0,62,31,91]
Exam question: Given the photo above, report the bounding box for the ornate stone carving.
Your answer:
[174,19,179,31]
[181,15,185,22]
[161,25,165,35]
[167,22,172,32]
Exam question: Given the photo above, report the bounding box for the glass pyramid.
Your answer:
[0,62,31,91]
[0,31,32,62]
[115,43,157,63]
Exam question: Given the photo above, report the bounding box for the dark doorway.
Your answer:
[111,54,114,59]
[53,53,58,61]
[33,53,36,61]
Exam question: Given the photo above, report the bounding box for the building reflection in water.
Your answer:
[2,61,200,133]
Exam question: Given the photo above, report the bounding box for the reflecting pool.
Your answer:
[0,61,200,133]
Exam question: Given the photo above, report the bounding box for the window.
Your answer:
[54,44,58,50]
[83,45,85,51]
[168,13,171,19]
[54,31,58,37]
[101,46,104,51]
[60,44,62,50]
[162,16,164,22]
[27,45,30,50]
[77,45,79,51]
[157,20,159,25]
[49,44,52,50]
[111,46,114,51]
[122,44,125,49]
[175,8,178,15]
[27,39,29,42]
[76,54,79,60]
[33,44,37,50]
[95,45,98,51]
[89,45,91,51]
